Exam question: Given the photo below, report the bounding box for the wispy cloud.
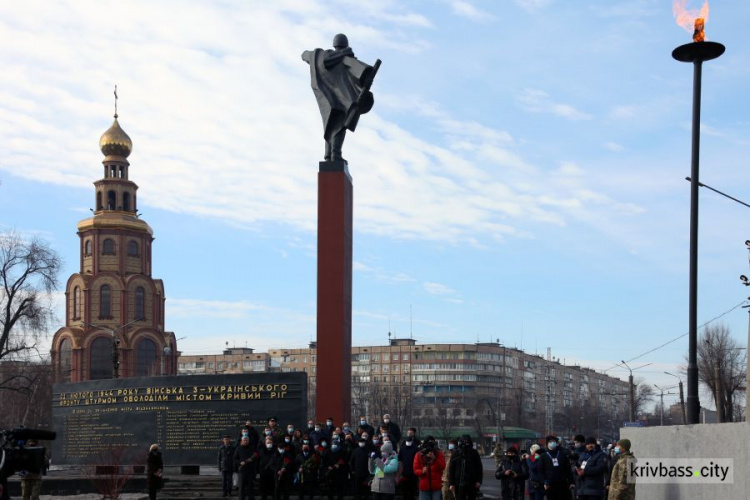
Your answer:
[167,298,266,319]
[423,281,456,295]
[449,1,494,22]
[516,88,592,120]
[514,0,553,13]
[604,141,625,152]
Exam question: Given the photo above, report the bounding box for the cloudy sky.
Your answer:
[2,1,749,409]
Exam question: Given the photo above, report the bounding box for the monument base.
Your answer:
[316,160,353,424]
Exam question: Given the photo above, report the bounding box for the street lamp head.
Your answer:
[745,240,750,248]
[741,275,749,285]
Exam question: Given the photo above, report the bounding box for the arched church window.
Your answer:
[96,192,102,210]
[103,239,115,255]
[100,285,111,318]
[128,240,139,257]
[73,286,81,319]
[107,190,116,210]
[60,338,72,382]
[136,338,157,376]
[90,336,112,380]
[84,240,92,255]
[123,192,130,212]
[135,287,145,321]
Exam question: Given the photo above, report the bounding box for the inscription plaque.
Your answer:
[52,373,307,465]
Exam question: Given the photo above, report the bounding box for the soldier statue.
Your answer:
[302,34,380,162]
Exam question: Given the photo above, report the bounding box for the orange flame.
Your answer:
[673,0,709,42]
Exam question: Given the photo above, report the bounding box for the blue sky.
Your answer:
[1,1,749,410]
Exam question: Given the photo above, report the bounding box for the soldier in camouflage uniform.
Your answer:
[608,439,636,500]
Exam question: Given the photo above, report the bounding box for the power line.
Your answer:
[604,299,749,373]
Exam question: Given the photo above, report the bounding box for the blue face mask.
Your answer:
[321,442,328,448]
[614,446,621,454]
[448,444,455,450]
[548,442,558,450]
[332,445,339,451]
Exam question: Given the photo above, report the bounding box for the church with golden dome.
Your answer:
[51,105,178,382]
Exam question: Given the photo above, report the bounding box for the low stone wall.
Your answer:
[621,422,749,499]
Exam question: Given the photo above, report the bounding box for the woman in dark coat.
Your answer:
[147,443,164,500]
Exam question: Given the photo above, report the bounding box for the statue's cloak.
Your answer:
[303,48,374,140]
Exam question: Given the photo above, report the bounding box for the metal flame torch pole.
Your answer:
[672,39,724,425]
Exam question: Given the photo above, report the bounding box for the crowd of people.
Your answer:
[491,434,636,500]
[214,414,484,500]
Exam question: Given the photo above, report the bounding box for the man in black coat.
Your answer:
[235,436,260,500]
[217,435,236,497]
[378,414,401,446]
[575,437,608,500]
[448,435,483,500]
[397,428,421,500]
[349,437,372,500]
[540,435,575,500]
[497,446,528,500]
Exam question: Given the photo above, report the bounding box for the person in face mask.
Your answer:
[310,423,324,446]
[258,437,277,500]
[357,415,375,438]
[540,435,574,500]
[237,420,260,450]
[295,444,320,500]
[608,439,636,500]
[575,437,607,500]
[234,436,260,500]
[525,444,545,500]
[442,439,458,500]
[350,438,372,500]
[323,417,336,440]
[369,441,399,500]
[378,414,401,445]
[397,428,420,500]
[270,443,296,500]
[323,435,348,500]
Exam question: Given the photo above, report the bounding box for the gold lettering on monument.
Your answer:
[55,383,291,408]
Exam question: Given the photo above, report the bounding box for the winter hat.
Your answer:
[617,439,631,451]
[545,435,558,444]
[574,434,586,443]
[529,444,541,454]
[585,436,598,445]
[381,441,394,454]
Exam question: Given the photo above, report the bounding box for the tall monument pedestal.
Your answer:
[316,160,352,424]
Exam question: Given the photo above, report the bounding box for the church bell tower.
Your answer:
[52,100,177,382]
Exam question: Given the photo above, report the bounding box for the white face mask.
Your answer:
[383,419,390,424]
[266,443,273,449]
[359,442,366,448]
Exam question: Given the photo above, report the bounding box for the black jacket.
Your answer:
[398,441,420,477]
[541,448,573,486]
[218,444,236,472]
[448,446,483,489]
[234,444,259,475]
[349,445,372,480]
[576,448,608,496]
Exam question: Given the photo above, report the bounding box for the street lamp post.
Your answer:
[621,360,635,422]
[664,371,686,424]
[654,384,677,426]
[86,317,142,379]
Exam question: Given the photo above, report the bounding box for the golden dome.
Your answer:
[99,116,132,158]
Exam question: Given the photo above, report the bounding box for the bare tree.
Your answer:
[0,231,62,393]
[0,359,53,428]
[633,380,655,419]
[697,323,747,422]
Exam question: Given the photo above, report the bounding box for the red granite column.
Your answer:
[316,160,352,425]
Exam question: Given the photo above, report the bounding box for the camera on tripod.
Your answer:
[0,427,56,479]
